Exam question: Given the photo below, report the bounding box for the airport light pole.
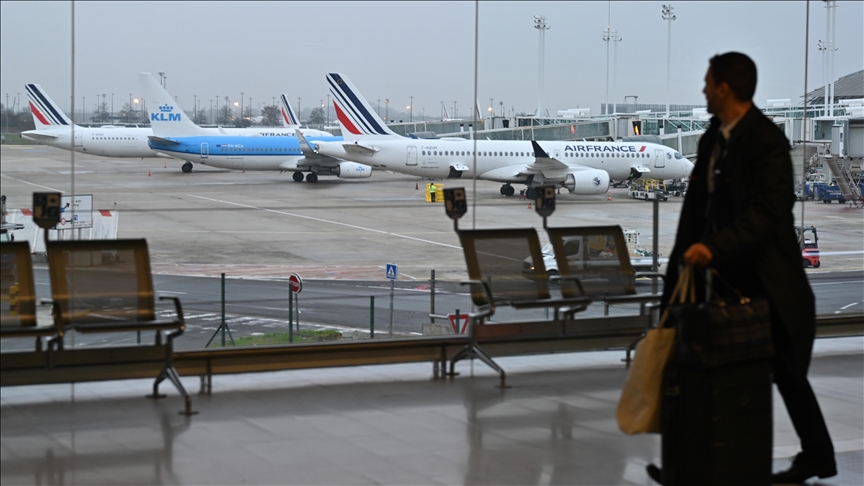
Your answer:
[385,99,389,122]
[102,93,106,122]
[409,96,413,122]
[611,30,622,116]
[661,4,676,119]
[534,15,550,118]
[603,25,610,115]
[233,101,239,124]
[158,72,165,87]
[111,93,114,123]
[454,100,457,119]
[489,98,494,118]
[377,99,380,117]
[240,92,244,124]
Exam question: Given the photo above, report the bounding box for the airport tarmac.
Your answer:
[3,145,862,282]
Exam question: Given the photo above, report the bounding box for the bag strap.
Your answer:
[657,265,696,328]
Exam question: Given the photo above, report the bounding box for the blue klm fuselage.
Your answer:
[148,135,344,171]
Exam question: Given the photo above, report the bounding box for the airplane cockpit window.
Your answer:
[674,152,683,159]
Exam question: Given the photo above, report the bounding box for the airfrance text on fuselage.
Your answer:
[564,145,646,153]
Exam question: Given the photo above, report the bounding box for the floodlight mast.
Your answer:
[661,4,676,119]
[534,15,550,118]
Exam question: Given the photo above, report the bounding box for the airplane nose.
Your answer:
[684,159,695,175]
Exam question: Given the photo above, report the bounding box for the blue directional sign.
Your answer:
[385,263,398,281]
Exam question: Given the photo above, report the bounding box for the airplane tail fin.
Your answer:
[280,94,300,127]
[138,72,206,137]
[442,103,451,122]
[25,83,73,130]
[326,73,400,141]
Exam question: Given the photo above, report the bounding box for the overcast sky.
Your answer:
[1,1,861,119]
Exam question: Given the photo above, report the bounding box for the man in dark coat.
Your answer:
[662,52,836,483]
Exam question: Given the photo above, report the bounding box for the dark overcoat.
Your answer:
[662,105,816,369]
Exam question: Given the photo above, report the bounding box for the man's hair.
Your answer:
[709,52,757,102]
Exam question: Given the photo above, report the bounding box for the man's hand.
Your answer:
[683,243,713,267]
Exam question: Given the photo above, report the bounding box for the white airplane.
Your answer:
[302,73,694,198]
[140,72,368,182]
[22,83,160,159]
[21,83,330,173]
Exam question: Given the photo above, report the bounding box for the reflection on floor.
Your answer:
[2,337,862,485]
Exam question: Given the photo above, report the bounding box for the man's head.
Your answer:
[704,52,757,116]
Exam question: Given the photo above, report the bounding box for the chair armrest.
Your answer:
[159,295,185,325]
[509,296,592,310]
[460,279,495,321]
[549,275,587,297]
[634,272,665,281]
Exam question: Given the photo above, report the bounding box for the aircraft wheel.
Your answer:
[505,185,515,197]
[293,171,304,182]
[500,185,507,195]
[547,269,559,284]
[526,187,537,199]
[181,162,193,173]
[306,173,319,183]
[814,261,821,268]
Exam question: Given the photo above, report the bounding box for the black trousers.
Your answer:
[770,304,835,464]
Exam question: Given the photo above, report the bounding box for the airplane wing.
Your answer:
[147,136,180,146]
[293,129,348,168]
[524,140,570,178]
[20,132,59,141]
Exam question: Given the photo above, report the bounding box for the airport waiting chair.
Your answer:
[46,239,194,414]
[451,228,592,386]
[545,225,665,364]
[545,225,664,309]
[0,241,62,349]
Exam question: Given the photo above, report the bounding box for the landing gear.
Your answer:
[292,171,304,182]
[525,186,537,200]
[181,162,193,173]
[306,173,319,183]
[500,184,515,197]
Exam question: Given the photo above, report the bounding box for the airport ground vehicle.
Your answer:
[628,179,669,201]
[797,226,820,268]
[799,182,846,203]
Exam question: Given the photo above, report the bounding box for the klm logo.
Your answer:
[151,104,181,122]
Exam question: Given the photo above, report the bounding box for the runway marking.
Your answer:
[157,290,187,295]
[0,174,64,192]
[811,280,864,286]
[188,194,462,250]
[840,302,860,310]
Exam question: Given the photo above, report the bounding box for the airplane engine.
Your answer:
[563,169,610,195]
[330,161,372,178]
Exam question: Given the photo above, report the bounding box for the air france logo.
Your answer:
[592,177,602,187]
[151,104,181,122]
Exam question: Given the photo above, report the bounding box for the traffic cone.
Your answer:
[557,188,560,195]
[415,182,419,190]
[527,202,532,209]
[243,170,246,173]
[148,171,151,177]
[164,162,167,168]
[607,192,612,201]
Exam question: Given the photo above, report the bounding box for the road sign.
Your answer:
[443,187,467,220]
[385,263,398,281]
[448,313,470,334]
[534,185,556,218]
[289,273,303,294]
[57,194,93,229]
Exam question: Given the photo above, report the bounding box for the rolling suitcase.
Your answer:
[660,360,773,485]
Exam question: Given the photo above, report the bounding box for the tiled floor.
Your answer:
[2,337,862,485]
